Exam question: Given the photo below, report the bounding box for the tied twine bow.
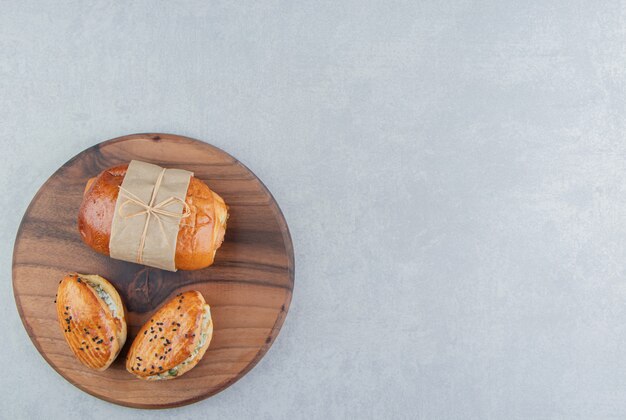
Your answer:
[117,168,191,265]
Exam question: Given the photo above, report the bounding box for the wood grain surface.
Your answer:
[12,134,294,409]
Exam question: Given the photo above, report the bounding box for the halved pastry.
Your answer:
[56,273,127,371]
[126,290,213,380]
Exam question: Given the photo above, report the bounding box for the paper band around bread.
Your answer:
[109,160,192,271]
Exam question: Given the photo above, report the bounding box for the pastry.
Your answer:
[55,273,127,371]
[77,164,228,270]
[126,291,213,380]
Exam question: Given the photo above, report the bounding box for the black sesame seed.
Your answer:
[110,336,114,341]
[159,366,163,370]
[144,331,147,335]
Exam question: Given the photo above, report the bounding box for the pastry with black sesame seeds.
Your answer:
[126,291,212,380]
[55,273,127,371]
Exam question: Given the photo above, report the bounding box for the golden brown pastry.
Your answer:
[56,273,127,371]
[126,291,213,380]
[77,164,228,270]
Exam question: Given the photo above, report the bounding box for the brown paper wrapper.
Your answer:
[109,160,192,271]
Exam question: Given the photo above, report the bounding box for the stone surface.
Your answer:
[2,1,626,418]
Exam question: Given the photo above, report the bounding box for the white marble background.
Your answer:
[2,1,626,419]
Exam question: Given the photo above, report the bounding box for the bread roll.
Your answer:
[77,164,228,270]
[126,291,213,380]
[55,273,127,371]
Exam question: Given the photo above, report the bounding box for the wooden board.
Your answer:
[12,133,294,409]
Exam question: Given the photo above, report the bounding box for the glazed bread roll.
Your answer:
[78,164,228,270]
[126,291,213,380]
[56,274,127,371]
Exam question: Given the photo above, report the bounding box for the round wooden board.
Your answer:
[12,133,294,409]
